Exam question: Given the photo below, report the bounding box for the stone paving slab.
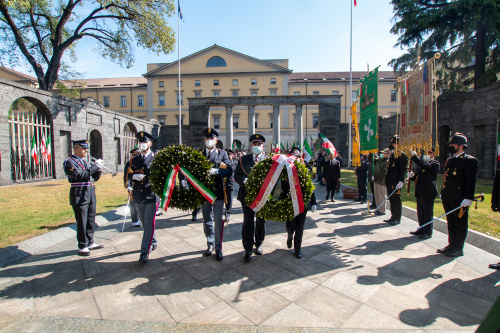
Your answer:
[0,181,499,332]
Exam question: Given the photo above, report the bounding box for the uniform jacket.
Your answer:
[64,155,101,206]
[128,151,157,204]
[226,158,238,189]
[323,158,341,180]
[203,148,231,201]
[356,157,370,180]
[385,151,409,189]
[410,155,440,198]
[440,152,478,202]
[234,153,266,202]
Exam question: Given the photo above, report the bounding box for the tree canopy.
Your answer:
[0,0,176,91]
[389,0,500,91]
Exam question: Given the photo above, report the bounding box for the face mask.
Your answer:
[252,146,263,155]
[379,153,384,159]
[139,143,149,152]
[205,139,216,149]
[447,146,457,154]
[423,156,431,162]
[389,144,395,150]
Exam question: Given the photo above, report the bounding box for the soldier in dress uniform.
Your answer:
[63,140,105,256]
[224,149,238,221]
[124,148,141,227]
[408,148,440,239]
[199,128,231,261]
[235,134,267,263]
[384,135,409,226]
[438,133,478,258]
[128,131,159,263]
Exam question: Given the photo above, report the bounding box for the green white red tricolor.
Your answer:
[319,133,337,157]
[31,134,38,165]
[303,139,313,163]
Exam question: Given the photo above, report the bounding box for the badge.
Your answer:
[453,171,457,175]
[422,169,425,173]
[208,128,211,134]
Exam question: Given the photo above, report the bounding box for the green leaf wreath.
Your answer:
[150,145,214,211]
[245,156,315,221]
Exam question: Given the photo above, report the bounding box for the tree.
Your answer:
[389,0,500,91]
[0,0,176,91]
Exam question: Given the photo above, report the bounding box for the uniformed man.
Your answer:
[200,128,231,261]
[408,148,440,239]
[438,133,478,257]
[322,151,341,202]
[235,134,267,263]
[124,148,141,227]
[224,149,238,221]
[128,131,159,263]
[384,135,409,226]
[63,140,104,256]
[355,153,370,204]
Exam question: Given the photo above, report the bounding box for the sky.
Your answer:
[13,0,407,79]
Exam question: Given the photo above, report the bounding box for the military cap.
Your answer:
[136,131,154,142]
[130,147,140,154]
[203,127,219,138]
[72,140,89,148]
[250,134,265,143]
[289,147,301,156]
[226,149,234,154]
[390,135,400,144]
[448,132,468,147]
[428,147,435,153]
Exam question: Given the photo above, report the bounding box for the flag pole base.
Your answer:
[361,200,374,215]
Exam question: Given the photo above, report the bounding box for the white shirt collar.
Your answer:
[141,150,151,159]
[206,147,217,154]
[454,151,465,158]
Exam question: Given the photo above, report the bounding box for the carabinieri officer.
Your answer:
[384,135,408,226]
[63,140,104,256]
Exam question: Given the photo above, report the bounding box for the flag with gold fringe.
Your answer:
[359,68,379,153]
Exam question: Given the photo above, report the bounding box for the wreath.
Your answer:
[150,145,214,211]
[245,155,315,221]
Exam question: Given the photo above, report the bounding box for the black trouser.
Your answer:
[73,201,97,249]
[130,201,138,223]
[387,185,402,221]
[226,187,234,215]
[358,176,367,200]
[241,204,266,252]
[286,210,307,251]
[326,178,338,198]
[417,196,435,235]
[442,199,468,251]
[192,206,200,218]
[370,182,376,206]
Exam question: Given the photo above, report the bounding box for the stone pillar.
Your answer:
[273,104,280,146]
[189,104,210,148]
[247,105,255,138]
[295,104,303,148]
[225,105,233,149]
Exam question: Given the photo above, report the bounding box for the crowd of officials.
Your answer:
[63,131,500,269]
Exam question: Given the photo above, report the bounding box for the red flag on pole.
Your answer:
[354,0,357,6]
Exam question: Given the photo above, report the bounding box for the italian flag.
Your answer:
[319,133,337,157]
[40,132,47,161]
[31,134,39,165]
[402,79,409,95]
[46,132,52,162]
[303,139,313,163]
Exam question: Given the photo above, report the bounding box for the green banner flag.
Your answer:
[359,67,379,153]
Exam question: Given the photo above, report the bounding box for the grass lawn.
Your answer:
[338,169,500,239]
[0,174,128,249]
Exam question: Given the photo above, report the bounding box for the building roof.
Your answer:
[289,71,397,83]
[63,77,147,89]
[0,66,37,82]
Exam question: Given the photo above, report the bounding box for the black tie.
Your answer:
[207,150,211,160]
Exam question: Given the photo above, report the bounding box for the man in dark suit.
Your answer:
[322,152,341,202]
[224,149,238,221]
[384,135,409,226]
[355,153,370,204]
[124,148,141,227]
[200,128,231,261]
[438,133,478,258]
[235,134,267,263]
[408,148,440,239]
[63,140,104,256]
[128,131,159,263]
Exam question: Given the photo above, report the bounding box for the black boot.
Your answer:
[286,228,293,249]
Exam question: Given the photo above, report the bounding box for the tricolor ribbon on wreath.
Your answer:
[161,165,216,211]
[249,154,304,217]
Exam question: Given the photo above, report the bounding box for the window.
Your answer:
[120,96,127,107]
[137,95,144,106]
[158,115,166,125]
[232,89,239,97]
[177,81,182,87]
[213,90,220,97]
[195,80,201,87]
[270,78,276,85]
[158,93,165,106]
[269,89,277,96]
[270,114,273,129]
[159,81,164,87]
[313,115,319,128]
[176,115,184,125]
[332,90,339,95]
[206,56,227,67]
[233,115,239,129]
[176,91,183,105]
[103,96,110,107]
[255,114,259,128]
[213,115,220,129]
[251,78,257,85]
[391,90,397,102]
[232,79,238,86]
[251,89,258,96]
[214,79,219,86]
[313,91,320,95]
[194,91,202,98]
[294,91,300,96]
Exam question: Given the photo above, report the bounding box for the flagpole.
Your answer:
[177,0,182,145]
[348,0,353,167]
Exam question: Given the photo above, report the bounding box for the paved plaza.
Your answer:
[1,183,499,332]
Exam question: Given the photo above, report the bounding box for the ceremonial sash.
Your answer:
[161,165,216,211]
[284,156,305,217]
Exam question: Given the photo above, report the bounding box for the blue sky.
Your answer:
[17,1,406,78]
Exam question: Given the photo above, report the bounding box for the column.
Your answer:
[247,105,255,138]
[225,105,233,149]
[295,104,303,148]
[273,104,280,146]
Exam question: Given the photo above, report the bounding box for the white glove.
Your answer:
[127,187,133,193]
[208,168,218,175]
[243,178,247,184]
[461,199,473,207]
[311,205,317,213]
[396,181,404,189]
[181,179,188,188]
[407,171,414,178]
[132,174,145,181]
[411,150,417,157]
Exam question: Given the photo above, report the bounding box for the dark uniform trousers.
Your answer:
[64,155,101,249]
[323,159,341,199]
[235,153,267,252]
[286,192,316,251]
[356,158,369,201]
[417,196,435,235]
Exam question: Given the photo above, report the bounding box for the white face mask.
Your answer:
[139,142,149,152]
[252,146,263,155]
[205,139,216,149]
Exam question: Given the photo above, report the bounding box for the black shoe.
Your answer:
[255,245,263,255]
[331,197,335,202]
[374,211,385,216]
[488,263,500,269]
[389,220,400,226]
[437,245,452,254]
[192,215,197,221]
[353,198,362,202]
[294,250,302,259]
[215,250,223,261]
[444,250,464,258]
[139,252,148,263]
[286,228,293,249]
[360,200,367,204]
[244,251,252,263]
[383,218,394,222]
[326,195,329,200]
[418,234,432,240]
[204,245,214,257]
[409,231,420,235]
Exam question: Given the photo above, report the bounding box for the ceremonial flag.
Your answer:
[319,133,337,156]
[354,0,357,6]
[351,101,361,167]
[402,79,408,95]
[359,67,379,153]
[40,132,47,160]
[31,134,38,165]
[46,132,51,162]
[303,139,313,163]
[178,0,184,21]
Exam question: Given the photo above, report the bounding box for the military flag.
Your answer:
[31,134,38,165]
[359,67,379,153]
[319,133,337,156]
